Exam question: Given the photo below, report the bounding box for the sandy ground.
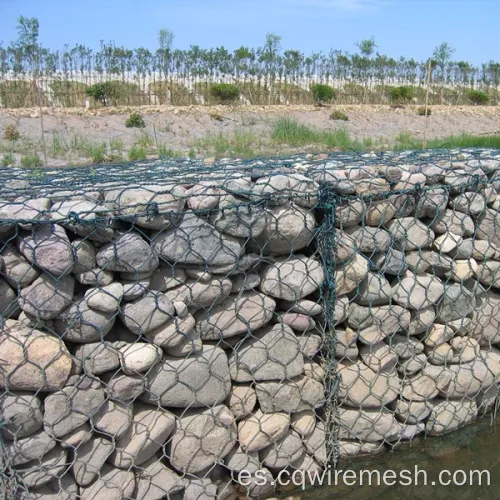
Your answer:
[1,105,499,166]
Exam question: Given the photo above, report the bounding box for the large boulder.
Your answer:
[169,405,237,474]
[142,346,231,407]
[229,324,304,382]
[0,321,72,392]
[152,214,243,266]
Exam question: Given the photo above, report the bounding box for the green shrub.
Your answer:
[388,86,414,104]
[418,106,431,116]
[125,112,146,128]
[1,153,15,166]
[3,124,20,141]
[128,146,148,161]
[85,82,119,106]
[158,145,175,159]
[311,84,335,104]
[210,83,240,103]
[21,153,42,168]
[330,110,349,121]
[468,90,490,105]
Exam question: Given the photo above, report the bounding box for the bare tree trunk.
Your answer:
[423,60,432,150]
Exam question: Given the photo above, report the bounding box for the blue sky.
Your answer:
[0,0,498,64]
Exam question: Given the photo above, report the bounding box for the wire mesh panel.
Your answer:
[0,148,500,499]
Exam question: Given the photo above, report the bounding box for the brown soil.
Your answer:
[1,105,499,167]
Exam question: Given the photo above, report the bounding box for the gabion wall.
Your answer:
[1,149,500,499]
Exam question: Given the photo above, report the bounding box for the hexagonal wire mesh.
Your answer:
[0,148,500,499]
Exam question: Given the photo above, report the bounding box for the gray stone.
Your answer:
[414,189,448,218]
[260,429,304,468]
[135,457,185,500]
[4,430,56,466]
[152,214,243,266]
[476,208,500,246]
[426,399,478,435]
[0,320,72,392]
[280,299,323,316]
[388,334,424,359]
[71,239,95,274]
[43,380,105,437]
[0,278,17,317]
[291,410,316,438]
[79,464,135,500]
[303,421,327,464]
[335,254,370,297]
[335,199,365,228]
[17,446,67,489]
[149,267,187,291]
[0,246,39,288]
[346,226,391,253]
[20,474,78,499]
[436,283,476,322]
[72,436,115,486]
[407,306,436,335]
[230,273,260,293]
[252,173,319,207]
[107,184,185,230]
[392,271,445,310]
[97,233,159,272]
[165,278,233,309]
[440,359,491,398]
[59,422,93,450]
[389,398,431,424]
[450,191,486,216]
[169,405,237,474]
[51,199,114,242]
[337,407,399,442]
[212,195,266,238]
[238,409,290,452]
[85,282,124,312]
[19,274,74,320]
[145,314,197,350]
[248,204,316,255]
[120,291,174,335]
[297,332,322,356]
[225,445,260,473]
[109,403,176,469]
[74,342,120,375]
[0,392,43,440]
[430,209,475,237]
[143,345,231,407]
[185,181,223,210]
[401,365,451,401]
[337,360,400,408]
[360,342,398,372]
[256,375,325,413]
[371,248,407,275]
[91,399,133,439]
[397,353,427,376]
[363,199,397,227]
[333,230,356,262]
[196,291,276,340]
[229,324,304,382]
[260,255,324,301]
[75,268,114,287]
[55,299,116,343]
[348,304,411,344]
[471,291,500,345]
[226,385,257,421]
[118,342,162,374]
[425,343,453,365]
[386,217,435,251]
[355,272,392,306]
[476,260,500,289]
[105,373,145,402]
[18,224,74,276]
[335,329,359,360]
